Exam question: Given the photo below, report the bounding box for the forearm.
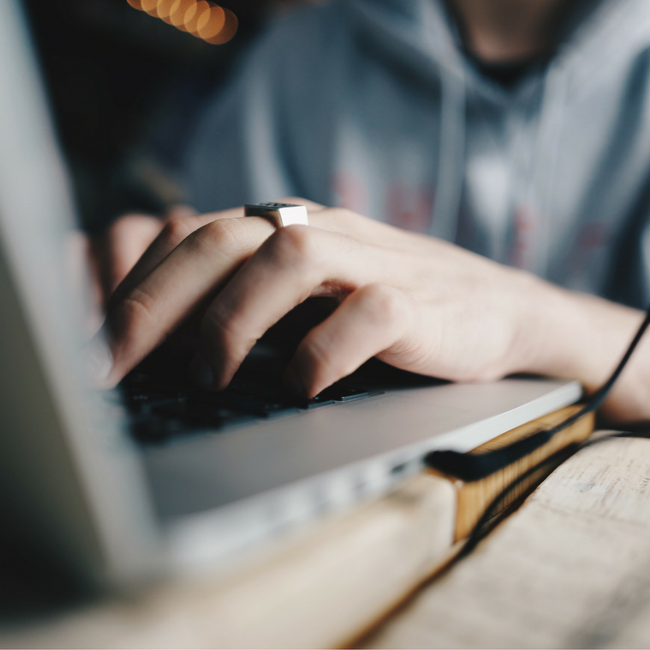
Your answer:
[513,275,650,423]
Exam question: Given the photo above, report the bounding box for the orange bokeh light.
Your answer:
[169,0,194,31]
[127,0,238,45]
[205,6,238,44]
[197,5,225,41]
[184,0,210,36]
[156,0,177,24]
[141,0,160,16]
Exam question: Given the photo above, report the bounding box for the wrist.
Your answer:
[508,275,650,421]
[504,273,610,388]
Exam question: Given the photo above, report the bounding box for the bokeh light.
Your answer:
[127,0,238,44]
[205,7,237,45]
[197,5,225,41]
[141,0,160,16]
[184,0,210,36]
[156,0,177,23]
[170,0,194,31]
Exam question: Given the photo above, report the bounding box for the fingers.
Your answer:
[192,225,387,389]
[103,215,278,386]
[108,206,243,306]
[109,199,327,306]
[285,284,415,397]
[101,214,165,300]
[101,199,392,387]
[166,204,198,221]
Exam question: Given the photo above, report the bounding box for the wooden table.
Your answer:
[362,433,650,649]
[2,430,650,648]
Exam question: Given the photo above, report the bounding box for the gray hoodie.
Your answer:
[183,0,650,309]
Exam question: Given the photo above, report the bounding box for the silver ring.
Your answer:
[244,202,309,228]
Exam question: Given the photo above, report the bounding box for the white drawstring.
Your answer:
[430,65,466,243]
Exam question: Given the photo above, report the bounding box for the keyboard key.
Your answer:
[120,366,375,445]
[316,386,370,402]
[299,395,336,409]
[185,402,258,428]
[131,417,186,443]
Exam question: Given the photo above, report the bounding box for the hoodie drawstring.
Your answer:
[430,64,466,243]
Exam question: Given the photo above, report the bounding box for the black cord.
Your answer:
[459,429,650,558]
[423,304,650,482]
[419,302,650,563]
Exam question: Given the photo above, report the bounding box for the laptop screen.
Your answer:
[0,0,157,584]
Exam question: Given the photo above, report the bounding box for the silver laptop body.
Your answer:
[0,0,581,590]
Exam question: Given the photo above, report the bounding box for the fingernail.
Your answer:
[190,354,215,389]
[284,366,306,396]
[88,336,113,383]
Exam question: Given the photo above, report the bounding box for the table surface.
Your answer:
[2,433,650,648]
[362,433,650,649]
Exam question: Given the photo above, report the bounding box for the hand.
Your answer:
[86,205,197,310]
[99,198,537,389]
[99,200,650,423]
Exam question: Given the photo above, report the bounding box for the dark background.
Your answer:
[23,0,279,231]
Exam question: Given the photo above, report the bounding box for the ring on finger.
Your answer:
[244,202,309,228]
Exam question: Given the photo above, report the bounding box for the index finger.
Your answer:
[102,215,277,386]
[100,200,330,386]
[108,206,243,307]
[110,199,326,306]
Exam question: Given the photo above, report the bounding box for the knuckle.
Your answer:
[191,218,242,256]
[300,339,339,393]
[269,225,320,268]
[161,217,193,247]
[200,308,251,386]
[201,301,255,360]
[112,288,155,342]
[108,215,130,237]
[204,218,240,248]
[107,214,142,243]
[357,283,406,323]
[200,307,232,353]
[306,335,335,372]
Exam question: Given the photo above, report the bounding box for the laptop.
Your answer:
[0,0,581,590]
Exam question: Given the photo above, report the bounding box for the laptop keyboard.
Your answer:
[117,368,372,445]
[108,335,446,445]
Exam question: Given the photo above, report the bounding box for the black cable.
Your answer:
[419,302,650,565]
[423,303,650,482]
[458,441,581,557]
[459,429,650,558]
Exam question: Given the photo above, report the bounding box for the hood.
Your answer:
[344,0,650,244]
[347,0,650,98]
[347,0,465,87]
[346,0,469,240]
